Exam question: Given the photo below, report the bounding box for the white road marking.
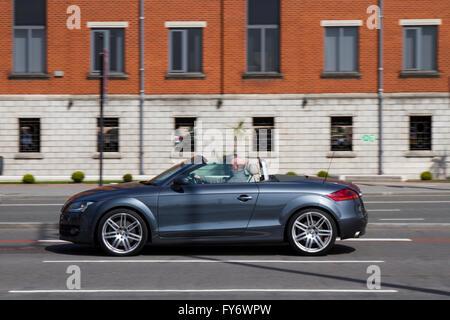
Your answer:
[42,259,385,264]
[339,238,412,242]
[369,223,450,226]
[378,219,424,221]
[0,222,56,225]
[0,204,61,206]
[37,240,70,243]
[367,209,401,212]
[365,201,450,204]
[9,289,398,294]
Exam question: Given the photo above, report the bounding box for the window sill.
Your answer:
[14,153,44,160]
[87,73,129,80]
[404,151,436,158]
[92,152,122,159]
[8,73,51,80]
[321,72,362,79]
[165,73,206,80]
[242,72,284,79]
[399,71,441,78]
[327,151,356,158]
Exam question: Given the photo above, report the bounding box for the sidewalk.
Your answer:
[1,181,450,199]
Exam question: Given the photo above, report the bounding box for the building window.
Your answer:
[410,116,432,151]
[403,26,437,71]
[253,117,274,152]
[19,118,40,153]
[91,29,125,74]
[324,27,359,72]
[175,118,196,152]
[168,29,202,73]
[331,117,353,151]
[97,118,119,152]
[13,0,46,74]
[247,0,280,73]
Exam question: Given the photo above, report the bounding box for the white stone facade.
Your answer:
[0,93,448,180]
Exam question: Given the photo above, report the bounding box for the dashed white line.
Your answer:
[378,218,424,221]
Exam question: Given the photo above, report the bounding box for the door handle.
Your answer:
[237,195,253,202]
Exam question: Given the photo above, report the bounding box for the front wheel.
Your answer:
[98,209,148,256]
[287,209,337,256]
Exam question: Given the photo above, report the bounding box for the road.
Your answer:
[0,183,449,300]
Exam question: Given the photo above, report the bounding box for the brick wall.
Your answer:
[0,0,448,95]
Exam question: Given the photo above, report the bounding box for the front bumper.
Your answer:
[59,206,94,244]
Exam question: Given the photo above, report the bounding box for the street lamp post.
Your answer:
[98,35,108,186]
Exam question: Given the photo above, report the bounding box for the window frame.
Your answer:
[330,117,353,152]
[168,28,203,74]
[409,116,432,151]
[175,117,196,153]
[402,26,438,71]
[246,0,280,73]
[19,118,41,153]
[12,0,47,74]
[97,117,120,153]
[324,26,359,73]
[90,28,126,75]
[253,117,275,152]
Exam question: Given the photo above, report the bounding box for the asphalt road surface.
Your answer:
[0,184,449,300]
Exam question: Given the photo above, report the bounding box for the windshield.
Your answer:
[143,156,205,185]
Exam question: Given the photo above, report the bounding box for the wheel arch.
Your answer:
[283,206,341,242]
[93,202,156,245]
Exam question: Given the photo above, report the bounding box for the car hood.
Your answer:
[64,182,153,203]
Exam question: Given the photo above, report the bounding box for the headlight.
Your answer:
[67,201,95,213]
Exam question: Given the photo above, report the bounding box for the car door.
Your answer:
[157,163,259,238]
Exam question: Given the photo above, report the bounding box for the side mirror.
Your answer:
[173,175,190,186]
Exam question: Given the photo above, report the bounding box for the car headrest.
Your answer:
[246,159,261,176]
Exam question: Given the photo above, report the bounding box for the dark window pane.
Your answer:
[97,118,119,152]
[253,117,274,152]
[187,29,202,72]
[331,117,353,151]
[175,118,196,153]
[340,27,358,72]
[404,28,418,70]
[30,29,46,73]
[15,0,46,26]
[410,116,432,151]
[248,0,279,25]
[13,29,28,73]
[247,28,262,72]
[109,29,124,73]
[171,31,183,71]
[93,31,105,72]
[264,28,279,72]
[19,118,40,153]
[421,26,437,71]
[324,28,339,72]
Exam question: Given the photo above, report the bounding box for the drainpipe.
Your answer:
[378,0,384,175]
[139,0,145,175]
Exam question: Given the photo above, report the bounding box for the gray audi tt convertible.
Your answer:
[60,156,368,256]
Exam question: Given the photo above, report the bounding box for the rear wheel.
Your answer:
[287,208,337,256]
[97,209,148,256]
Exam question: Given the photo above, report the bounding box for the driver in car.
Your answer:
[193,158,249,184]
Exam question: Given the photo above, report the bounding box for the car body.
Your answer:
[60,156,368,256]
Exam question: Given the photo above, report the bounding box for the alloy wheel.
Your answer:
[291,211,333,253]
[101,212,143,254]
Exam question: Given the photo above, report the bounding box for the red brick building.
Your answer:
[0,0,448,180]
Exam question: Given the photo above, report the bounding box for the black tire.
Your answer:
[97,208,148,256]
[287,208,337,256]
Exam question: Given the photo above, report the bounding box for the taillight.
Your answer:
[327,188,359,201]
